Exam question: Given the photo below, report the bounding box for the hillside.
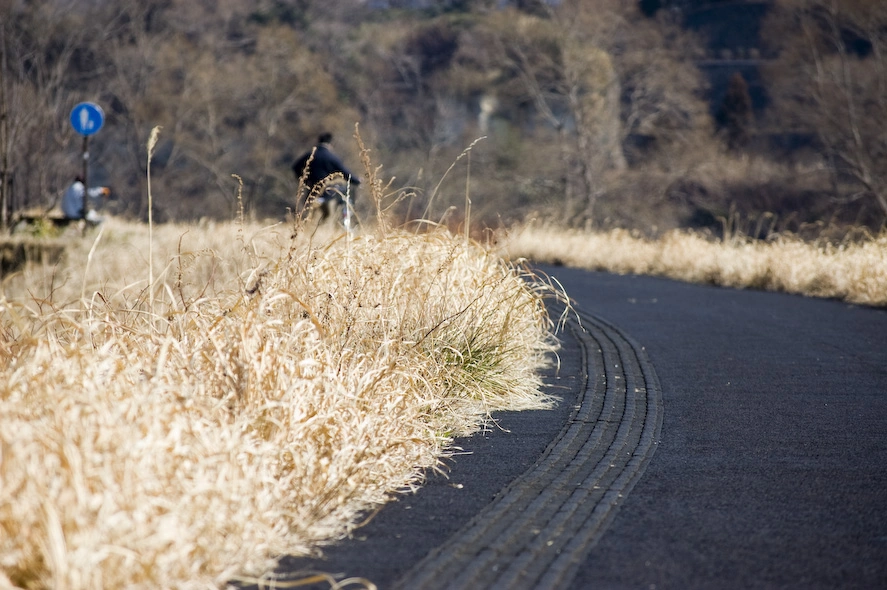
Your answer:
[1,0,884,235]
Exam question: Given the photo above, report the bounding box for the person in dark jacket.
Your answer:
[292,132,361,222]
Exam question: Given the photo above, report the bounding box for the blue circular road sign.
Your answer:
[70,102,105,136]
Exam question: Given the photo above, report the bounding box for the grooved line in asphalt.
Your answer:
[393,309,664,590]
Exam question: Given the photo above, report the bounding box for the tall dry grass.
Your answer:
[0,203,561,586]
[501,220,887,307]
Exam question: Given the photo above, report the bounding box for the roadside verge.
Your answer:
[269,306,662,589]
[392,308,663,589]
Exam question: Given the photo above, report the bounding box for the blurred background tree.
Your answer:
[764,0,887,218]
[717,72,754,151]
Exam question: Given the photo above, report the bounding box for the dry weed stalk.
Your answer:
[0,208,561,589]
[501,221,887,306]
[147,126,162,322]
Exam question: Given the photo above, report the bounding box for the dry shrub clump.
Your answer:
[502,221,887,307]
[0,217,560,589]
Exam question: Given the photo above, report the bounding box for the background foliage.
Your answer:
[1,0,884,234]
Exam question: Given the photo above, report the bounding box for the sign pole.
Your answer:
[69,102,104,221]
[81,135,89,218]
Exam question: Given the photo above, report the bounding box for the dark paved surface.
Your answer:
[555,269,887,590]
[273,269,887,589]
[392,307,662,589]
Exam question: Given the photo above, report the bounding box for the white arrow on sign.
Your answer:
[70,102,105,136]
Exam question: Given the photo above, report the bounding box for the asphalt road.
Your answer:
[271,268,887,589]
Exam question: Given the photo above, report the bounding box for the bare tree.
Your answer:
[1,19,9,230]
[764,0,887,217]
[615,7,712,169]
[470,1,709,224]
[468,6,621,222]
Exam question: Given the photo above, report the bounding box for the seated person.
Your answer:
[61,176,110,223]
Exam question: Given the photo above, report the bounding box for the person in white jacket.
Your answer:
[61,176,110,222]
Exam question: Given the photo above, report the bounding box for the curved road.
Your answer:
[272,268,887,589]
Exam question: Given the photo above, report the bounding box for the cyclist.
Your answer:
[292,132,361,223]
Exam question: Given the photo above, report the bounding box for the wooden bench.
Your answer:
[10,207,104,234]
[13,208,76,228]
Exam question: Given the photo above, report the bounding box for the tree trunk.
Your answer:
[0,24,8,231]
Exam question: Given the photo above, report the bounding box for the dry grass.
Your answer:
[0,213,561,589]
[500,220,887,307]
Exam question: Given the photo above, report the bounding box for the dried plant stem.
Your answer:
[421,136,486,225]
[464,149,472,241]
[147,126,162,324]
[80,224,105,312]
